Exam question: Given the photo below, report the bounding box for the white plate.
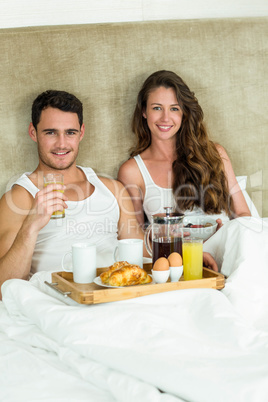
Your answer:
[94,274,154,288]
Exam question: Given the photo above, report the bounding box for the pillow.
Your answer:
[236,176,260,218]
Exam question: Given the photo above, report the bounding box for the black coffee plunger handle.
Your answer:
[164,207,173,239]
[164,206,173,217]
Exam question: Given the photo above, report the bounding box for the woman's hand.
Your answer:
[203,252,218,272]
[216,218,223,231]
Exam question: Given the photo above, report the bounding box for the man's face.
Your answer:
[30,107,84,171]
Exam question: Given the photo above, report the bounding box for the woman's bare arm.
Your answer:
[117,159,146,228]
[216,144,251,218]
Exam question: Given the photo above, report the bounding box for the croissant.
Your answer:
[100,261,152,286]
[100,261,129,284]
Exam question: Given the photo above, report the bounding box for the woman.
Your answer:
[118,70,251,228]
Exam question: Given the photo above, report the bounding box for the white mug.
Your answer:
[62,242,96,284]
[114,239,143,268]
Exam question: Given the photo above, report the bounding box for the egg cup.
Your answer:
[151,269,170,284]
[170,265,183,282]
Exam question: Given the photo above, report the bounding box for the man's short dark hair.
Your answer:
[31,90,83,129]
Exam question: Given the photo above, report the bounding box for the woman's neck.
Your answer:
[148,139,177,162]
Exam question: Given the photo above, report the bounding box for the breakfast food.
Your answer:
[100,261,128,283]
[100,261,152,286]
[184,222,213,228]
[153,253,183,271]
[153,257,170,271]
[168,252,182,267]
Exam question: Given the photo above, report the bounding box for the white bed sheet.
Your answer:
[1,217,268,402]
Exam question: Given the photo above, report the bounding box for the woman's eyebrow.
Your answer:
[150,102,180,106]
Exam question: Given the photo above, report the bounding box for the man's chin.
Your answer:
[41,159,76,171]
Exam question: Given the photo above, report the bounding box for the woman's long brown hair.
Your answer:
[130,70,232,216]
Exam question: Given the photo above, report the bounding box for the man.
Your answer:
[0,90,149,296]
[0,90,217,299]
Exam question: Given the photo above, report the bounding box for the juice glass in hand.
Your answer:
[182,237,203,280]
[43,173,65,219]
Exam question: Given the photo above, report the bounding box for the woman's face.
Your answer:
[143,86,183,143]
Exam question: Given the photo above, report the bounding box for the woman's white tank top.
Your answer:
[134,155,177,223]
[133,155,228,223]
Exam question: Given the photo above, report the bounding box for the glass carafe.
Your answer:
[145,207,184,265]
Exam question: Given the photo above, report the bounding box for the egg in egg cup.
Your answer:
[151,257,170,283]
[151,269,170,284]
[170,265,183,282]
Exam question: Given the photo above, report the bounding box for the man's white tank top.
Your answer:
[11,167,120,274]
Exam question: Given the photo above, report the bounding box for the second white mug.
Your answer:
[62,242,96,284]
[114,239,143,268]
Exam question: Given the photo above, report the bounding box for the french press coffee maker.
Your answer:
[144,207,184,265]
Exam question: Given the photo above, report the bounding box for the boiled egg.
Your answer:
[153,257,170,271]
[168,252,182,267]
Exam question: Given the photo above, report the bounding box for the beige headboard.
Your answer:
[0,17,267,216]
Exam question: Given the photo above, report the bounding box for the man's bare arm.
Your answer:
[0,183,67,299]
[0,187,37,296]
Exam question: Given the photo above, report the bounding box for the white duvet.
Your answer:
[1,217,268,402]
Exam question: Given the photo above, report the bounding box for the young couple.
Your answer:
[0,71,250,297]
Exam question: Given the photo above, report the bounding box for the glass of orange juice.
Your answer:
[182,237,203,280]
[43,173,65,219]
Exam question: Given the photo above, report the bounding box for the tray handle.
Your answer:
[44,281,72,298]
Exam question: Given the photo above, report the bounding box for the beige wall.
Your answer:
[1,0,267,215]
[0,18,267,216]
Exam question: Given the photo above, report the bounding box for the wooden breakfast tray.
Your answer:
[45,264,225,305]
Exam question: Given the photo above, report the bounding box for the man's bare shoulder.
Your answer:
[0,186,34,261]
[0,185,33,219]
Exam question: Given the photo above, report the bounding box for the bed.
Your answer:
[1,217,268,401]
[0,17,267,402]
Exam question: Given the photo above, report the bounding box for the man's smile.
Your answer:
[52,150,70,156]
